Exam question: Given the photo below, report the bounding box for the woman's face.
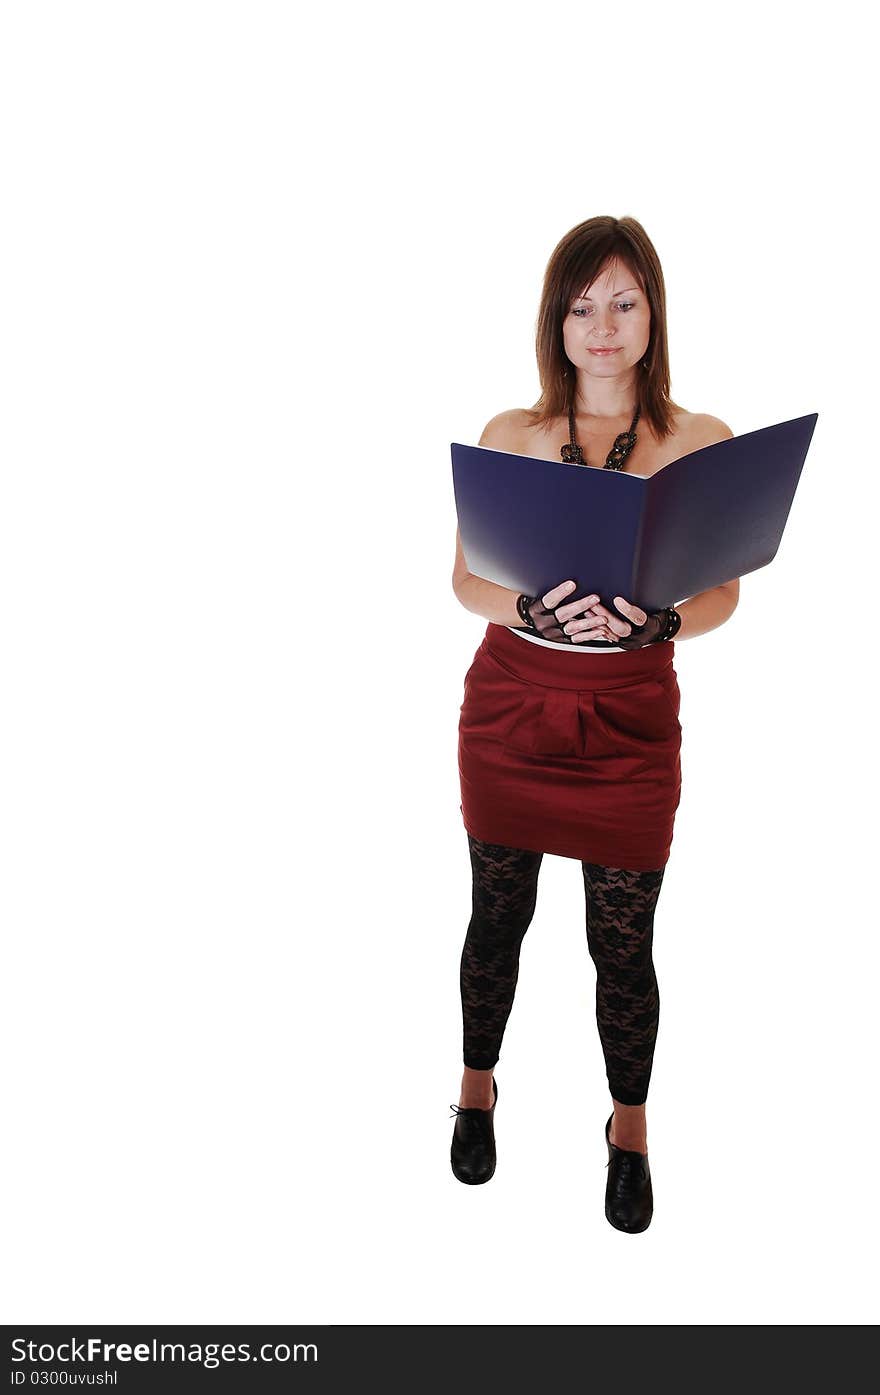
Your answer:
[561,260,651,381]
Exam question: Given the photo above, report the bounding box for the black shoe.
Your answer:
[605,1113,653,1233]
[450,1078,498,1184]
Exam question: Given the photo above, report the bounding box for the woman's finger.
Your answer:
[547,582,600,620]
[613,596,648,625]
[588,603,632,635]
[542,579,579,608]
[563,612,607,637]
[587,601,617,622]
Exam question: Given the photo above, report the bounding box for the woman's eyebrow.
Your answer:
[575,286,640,300]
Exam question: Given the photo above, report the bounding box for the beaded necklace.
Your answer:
[561,404,641,469]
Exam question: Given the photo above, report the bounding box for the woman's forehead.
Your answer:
[577,260,641,297]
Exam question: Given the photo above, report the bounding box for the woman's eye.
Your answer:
[571,302,635,317]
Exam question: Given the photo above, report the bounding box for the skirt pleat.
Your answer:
[458,623,683,871]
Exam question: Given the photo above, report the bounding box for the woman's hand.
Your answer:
[522,579,609,644]
[564,594,666,648]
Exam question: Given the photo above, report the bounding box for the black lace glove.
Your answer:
[516,580,605,644]
[521,589,681,648]
[610,599,681,649]
[613,611,666,648]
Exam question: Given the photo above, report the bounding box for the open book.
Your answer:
[451,413,818,613]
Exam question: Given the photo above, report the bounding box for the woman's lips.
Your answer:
[588,348,620,355]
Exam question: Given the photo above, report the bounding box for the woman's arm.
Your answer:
[675,578,739,640]
[454,523,522,624]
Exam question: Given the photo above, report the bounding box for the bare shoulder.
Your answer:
[477,408,533,450]
[689,412,735,447]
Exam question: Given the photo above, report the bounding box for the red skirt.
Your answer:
[458,623,683,871]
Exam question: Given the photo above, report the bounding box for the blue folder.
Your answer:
[451,413,818,614]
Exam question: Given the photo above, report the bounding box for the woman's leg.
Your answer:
[459,832,544,1107]
[581,861,666,1151]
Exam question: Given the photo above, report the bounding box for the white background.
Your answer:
[2,0,877,1326]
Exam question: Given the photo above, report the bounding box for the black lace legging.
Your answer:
[460,832,666,1106]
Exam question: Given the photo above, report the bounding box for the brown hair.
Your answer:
[523,214,684,442]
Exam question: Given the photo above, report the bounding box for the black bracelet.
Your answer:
[656,606,682,642]
[516,593,539,631]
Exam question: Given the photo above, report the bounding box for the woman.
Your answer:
[449,215,739,1232]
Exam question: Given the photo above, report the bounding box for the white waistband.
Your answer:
[505,625,626,653]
